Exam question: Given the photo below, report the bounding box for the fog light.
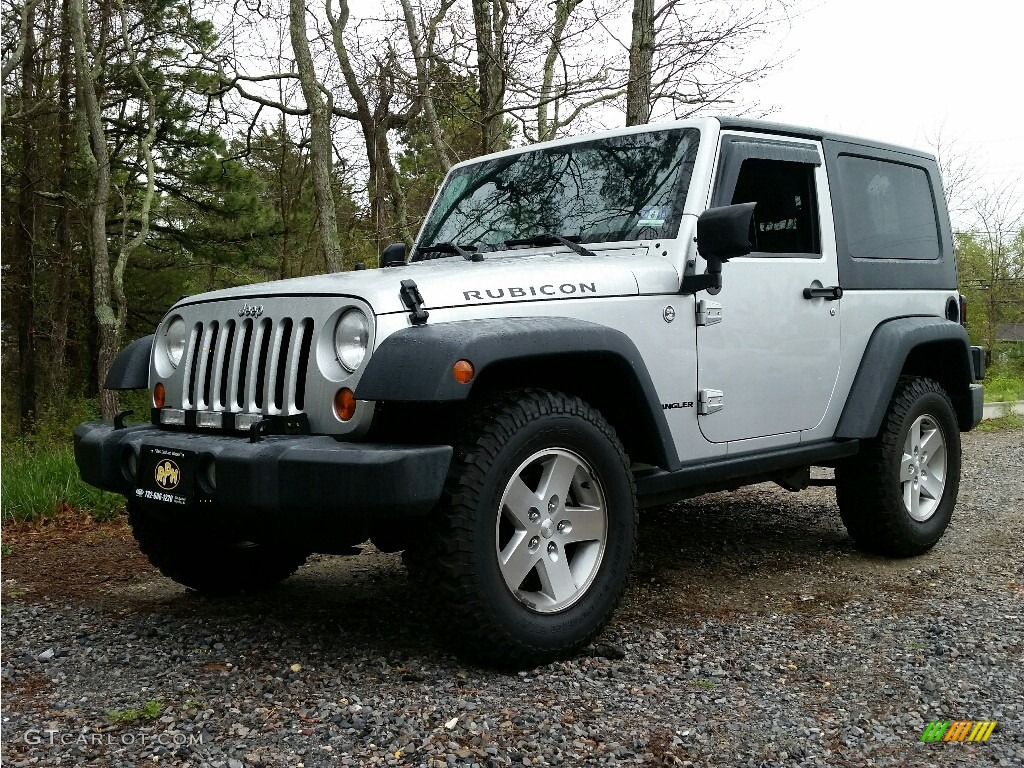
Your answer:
[124,447,139,480]
[334,388,356,421]
[195,412,223,428]
[154,382,166,408]
[200,456,217,491]
[159,408,186,426]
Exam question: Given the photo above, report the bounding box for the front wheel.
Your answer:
[431,390,637,667]
[128,502,309,595]
[836,376,962,557]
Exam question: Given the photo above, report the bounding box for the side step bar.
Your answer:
[635,440,859,508]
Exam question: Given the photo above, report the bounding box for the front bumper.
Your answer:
[74,423,452,533]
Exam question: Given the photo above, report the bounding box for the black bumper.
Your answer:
[74,423,452,532]
[968,383,984,431]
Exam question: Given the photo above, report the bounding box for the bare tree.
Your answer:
[10,0,38,429]
[289,0,344,271]
[471,0,508,154]
[399,0,455,170]
[926,126,980,227]
[625,0,653,125]
[70,0,122,418]
[625,0,789,125]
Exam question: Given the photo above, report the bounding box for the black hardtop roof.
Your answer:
[715,117,936,161]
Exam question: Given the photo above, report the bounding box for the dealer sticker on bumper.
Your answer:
[136,446,195,505]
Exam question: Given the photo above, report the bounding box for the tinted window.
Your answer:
[837,156,940,260]
[730,159,820,254]
[417,128,699,252]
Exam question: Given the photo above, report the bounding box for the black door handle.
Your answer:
[803,285,843,300]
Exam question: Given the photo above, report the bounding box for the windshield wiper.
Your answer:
[416,241,485,262]
[503,233,597,259]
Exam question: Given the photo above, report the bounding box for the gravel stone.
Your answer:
[2,428,1022,767]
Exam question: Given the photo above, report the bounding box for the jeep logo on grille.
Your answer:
[238,303,264,318]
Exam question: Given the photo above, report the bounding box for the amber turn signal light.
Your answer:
[453,359,475,384]
[153,382,166,408]
[334,388,356,421]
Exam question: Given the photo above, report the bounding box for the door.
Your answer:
[696,135,842,444]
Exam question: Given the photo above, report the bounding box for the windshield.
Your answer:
[416,128,700,255]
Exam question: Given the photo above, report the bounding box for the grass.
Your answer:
[1,442,124,523]
[976,413,1024,432]
[0,394,152,523]
[107,700,163,724]
[983,373,1024,403]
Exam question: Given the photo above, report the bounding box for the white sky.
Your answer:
[737,0,1023,211]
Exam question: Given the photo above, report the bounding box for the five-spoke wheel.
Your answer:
[428,390,637,667]
[836,376,961,557]
[899,414,948,522]
[497,448,608,612]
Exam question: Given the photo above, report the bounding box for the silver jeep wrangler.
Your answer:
[75,117,985,666]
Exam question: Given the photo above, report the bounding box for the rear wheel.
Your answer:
[836,376,961,557]
[128,502,309,595]
[430,389,637,667]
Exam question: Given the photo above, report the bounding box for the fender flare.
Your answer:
[356,317,680,469]
[835,317,974,439]
[104,334,154,390]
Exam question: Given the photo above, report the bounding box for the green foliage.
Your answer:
[107,700,164,724]
[983,367,1024,403]
[956,229,1024,352]
[1,443,124,523]
[0,393,150,522]
[976,413,1024,432]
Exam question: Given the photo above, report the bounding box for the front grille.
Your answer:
[181,316,314,416]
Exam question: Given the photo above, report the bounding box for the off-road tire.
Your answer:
[128,501,309,595]
[836,376,961,557]
[431,389,637,668]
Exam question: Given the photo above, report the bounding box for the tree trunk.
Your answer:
[399,0,451,171]
[289,0,344,272]
[537,0,580,142]
[13,0,38,432]
[49,0,75,395]
[472,0,507,154]
[71,0,120,419]
[328,0,412,255]
[625,0,654,126]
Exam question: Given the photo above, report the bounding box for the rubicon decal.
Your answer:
[463,283,597,301]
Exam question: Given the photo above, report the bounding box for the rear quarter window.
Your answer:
[837,156,940,260]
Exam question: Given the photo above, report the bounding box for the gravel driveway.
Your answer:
[2,427,1022,767]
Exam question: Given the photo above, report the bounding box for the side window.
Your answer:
[837,155,940,260]
[730,159,820,255]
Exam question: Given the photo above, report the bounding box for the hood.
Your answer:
[174,246,681,316]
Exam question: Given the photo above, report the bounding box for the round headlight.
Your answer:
[165,316,187,368]
[334,309,369,372]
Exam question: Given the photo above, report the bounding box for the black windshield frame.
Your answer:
[414,128,700,258]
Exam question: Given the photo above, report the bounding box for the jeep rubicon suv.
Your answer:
[75,117,984,666]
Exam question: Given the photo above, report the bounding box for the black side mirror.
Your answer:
[682,202,756,295]
[381,242,407,267]
[696,202,756,262]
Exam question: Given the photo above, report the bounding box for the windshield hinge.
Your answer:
[400,279,430,325]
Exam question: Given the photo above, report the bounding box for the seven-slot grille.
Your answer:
[181,316,314,416]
